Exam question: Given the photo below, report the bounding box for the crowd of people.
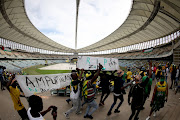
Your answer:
[0,62,180,120]
[62,62,179,120]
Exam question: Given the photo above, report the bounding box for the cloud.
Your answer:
[25,0,132,49]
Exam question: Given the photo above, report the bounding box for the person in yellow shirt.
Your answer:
[126,69,133,83]
[6,74,28,120]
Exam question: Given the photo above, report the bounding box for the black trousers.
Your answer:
[100,89,110,104]
[129,103,141,120]
[17,107,28,120]
[108,94,124,112]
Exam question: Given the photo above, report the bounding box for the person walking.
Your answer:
[99,71,111,106]
[107,70,131,116]
[64,69,84,119]
[140,76,152,110]
[0,66,5,90]
[146,74,168,120]
[127,68,133,83]
[170,65,176,89]
[152,65,157,81]
[128,74,149,120]
[83,64,103,119]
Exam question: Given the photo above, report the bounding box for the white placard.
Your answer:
[77,56,119,71]
[16,73,71,97]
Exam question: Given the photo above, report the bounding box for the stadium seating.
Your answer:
[0,59,67,73]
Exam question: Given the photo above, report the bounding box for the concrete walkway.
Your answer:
[0,76,180,120]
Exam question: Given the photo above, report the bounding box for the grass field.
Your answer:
[23,65,72,75]
[23,64,125,75]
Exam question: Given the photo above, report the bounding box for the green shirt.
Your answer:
[122,73,127,81]
[142,77,152,94]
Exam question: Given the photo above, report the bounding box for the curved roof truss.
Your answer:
[0,0,179,54]
[77,0,180,53]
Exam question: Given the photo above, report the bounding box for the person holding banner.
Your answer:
[63,69,84,119]
[83,64,103,119]
[6,74,29,120]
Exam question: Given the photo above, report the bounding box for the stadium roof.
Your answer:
[77,0,180,53]
[0,0,180,53]
[0,0,75,53]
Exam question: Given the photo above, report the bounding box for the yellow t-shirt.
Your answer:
[156,81,167,92]
[126,71,132,79]
[9,86,24,111]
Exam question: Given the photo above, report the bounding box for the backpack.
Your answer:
[131,84,144,107]
[156,70,161,78]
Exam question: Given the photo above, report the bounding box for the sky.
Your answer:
[25,0,132,49]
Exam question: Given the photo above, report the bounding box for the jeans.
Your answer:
[165,76,168,83]
[175,77,179,86]
[85,100,98,116]
[66,98,81,115]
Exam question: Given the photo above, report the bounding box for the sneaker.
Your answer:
[107,111,111,116]
[63,112,70,119]
[99,102,103,106]
[84,115,93,119]
[146,116,150,120]
[87,115,93,119]
[66,99,70,104]
[114,109,120,113]
[84,115,87,118]
[134,117,139,120]
[76,111,82,115]
[175,88,178,94]
[153,112,156,117]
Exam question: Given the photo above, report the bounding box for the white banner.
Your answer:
[77,56,119,71]
[16,73,71,97]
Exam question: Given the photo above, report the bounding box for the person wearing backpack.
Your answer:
[155,65,162,83]
[128,74,149,120]
[146,73,168,120]
[83,64,103,119]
